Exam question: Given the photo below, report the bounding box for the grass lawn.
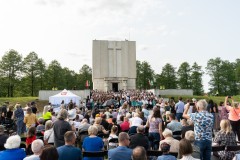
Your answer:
[0,95,239,113]
[0,97,49,112]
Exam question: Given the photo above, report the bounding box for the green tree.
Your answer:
[0,49,22,97]
[22,52,40,96]
[177,62,191,89]
[46,60,63,90]
[36,58,47,90]
[78,64,92,89]
[206,58,237,96]
[191,62,204,95]
[157,63,177,89]
[62,67,77,90]
[136,61,154,89]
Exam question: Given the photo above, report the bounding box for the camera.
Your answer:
[228,96,232,98]
[190,102,195,106]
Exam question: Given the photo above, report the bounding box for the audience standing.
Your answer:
[225,96,240,140]
[183,99,213,160]
[53,109,72,147]
[175,97,184,121]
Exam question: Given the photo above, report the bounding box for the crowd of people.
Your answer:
[0,90,240,160]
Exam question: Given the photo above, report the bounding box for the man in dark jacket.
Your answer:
[129,125,149,150]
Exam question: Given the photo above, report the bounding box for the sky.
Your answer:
[0,0,240,92]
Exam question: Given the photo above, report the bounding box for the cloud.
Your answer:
[35,0,65,6]
[137,45,149,52]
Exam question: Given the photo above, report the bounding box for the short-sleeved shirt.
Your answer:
[189,111,213,141]
[167,121,182,132]
[43,112,52,120]
[57,145,82,160]
[175,101,184,113]
[148,117,162,133]
[82,136,104,160]
[53,120,72,147]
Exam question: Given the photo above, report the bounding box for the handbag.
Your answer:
[44,131,53,145]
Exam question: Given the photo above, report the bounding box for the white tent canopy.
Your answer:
[49,89,81,106]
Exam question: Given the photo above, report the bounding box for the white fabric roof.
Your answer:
[49,89,81,106]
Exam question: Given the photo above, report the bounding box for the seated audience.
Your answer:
[129,125,149,150]
[181,120,194,139]
[108,132,132,160]
[129,113,143,134]
[159,129,179,152]
[57,131,82,160]
[132,146,147,160]
[78,119,91,132]
[36,118,45,132]
[44,120,54,145]
[0,135,26,160]
[108,125,119,149]
[120,117,130,132]
[178,131,200,159]
[93,117,109,134]
[157,142,177,160]
[179,139,200,160]
[166,113,182,132]
[82,126,104,160]
[0,125,8,149]
[100,114,109,130]
[23,139,44,160]
[40,145,59,160]
[213,119,237,160]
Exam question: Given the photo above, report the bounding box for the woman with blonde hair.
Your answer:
[93,117,109,134]
[42,105,52,122]
[213,119,237,160]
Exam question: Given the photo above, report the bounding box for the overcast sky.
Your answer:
[0,0,240,92]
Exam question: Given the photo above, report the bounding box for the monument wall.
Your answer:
[147,89,193,96]
[92,40,136,91]
[39,90,90,101]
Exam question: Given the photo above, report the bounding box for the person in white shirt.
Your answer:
[44,120,54,144]
[23,139,44,160]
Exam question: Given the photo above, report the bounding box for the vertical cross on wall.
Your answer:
[108,41,122,77]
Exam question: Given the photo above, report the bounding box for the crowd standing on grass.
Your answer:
[0,90,240,160]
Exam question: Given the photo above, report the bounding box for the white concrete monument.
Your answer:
[92,40,136,91]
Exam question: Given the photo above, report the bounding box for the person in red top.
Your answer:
[120,117,130,132]
[26,126,36,150]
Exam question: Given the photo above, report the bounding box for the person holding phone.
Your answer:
[225,96,240,141]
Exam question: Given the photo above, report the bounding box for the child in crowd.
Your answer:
[36,117,45,132]
[26,126,36,151]
[108,125,119,149]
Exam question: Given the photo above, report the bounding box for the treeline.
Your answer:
[0,49,239,97]
[0,50,92,97]
[136,58,240,96]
